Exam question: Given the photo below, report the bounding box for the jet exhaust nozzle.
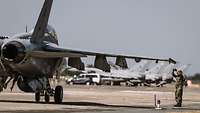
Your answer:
[2,41,26,63]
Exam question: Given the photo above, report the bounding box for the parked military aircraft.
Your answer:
[144,62,166,85]
[156,63,176,87]
[108,60,152,85]
[0,0,176,104]
[157,64,191,87]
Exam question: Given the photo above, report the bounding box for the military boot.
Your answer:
[174,103,182,107]
[0,84,3,92]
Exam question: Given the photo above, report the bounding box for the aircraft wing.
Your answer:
[32,42,176,64]
[63,49,176,63]
[30,51,86,58]
[28,0,176,63]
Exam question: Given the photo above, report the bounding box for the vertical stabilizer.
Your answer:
[146,63,165,74]
[30,0,53,43]
[131,60,151,72]
[161,64,175,74]
[178,64,191,73]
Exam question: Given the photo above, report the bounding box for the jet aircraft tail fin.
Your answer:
[131,60,151,73]
[30,0,53,43]
[178,64,191,73]
[145,63,165,74]
[161,63,175,74]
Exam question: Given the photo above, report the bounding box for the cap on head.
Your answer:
[178,70,183,75]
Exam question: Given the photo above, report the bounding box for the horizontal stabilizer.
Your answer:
[169,58,177,64]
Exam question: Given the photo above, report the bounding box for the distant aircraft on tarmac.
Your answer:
[144,63,166,85]
[0,0,176,104]
[109,60,151,84]
[158,64,191,87]
[156,63,176,87]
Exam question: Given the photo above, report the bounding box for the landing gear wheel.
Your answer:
[35,92,40,102]
[54,86,63,104]
[69,82,73,85]
[86,82,90,86]
[93,82,97,86]
[45,92,50,103]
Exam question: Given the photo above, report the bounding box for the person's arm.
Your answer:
[183,74,188,87]
[172,69,177,77]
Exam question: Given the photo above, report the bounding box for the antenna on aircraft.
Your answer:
[26,25,28,33]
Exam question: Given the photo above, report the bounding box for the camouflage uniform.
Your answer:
[172,70,186,107]
[0,76,7,92]
[0,78,3,92]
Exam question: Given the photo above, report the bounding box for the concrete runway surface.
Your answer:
[0,84,200,113]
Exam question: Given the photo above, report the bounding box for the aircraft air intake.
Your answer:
[2,41,26,63]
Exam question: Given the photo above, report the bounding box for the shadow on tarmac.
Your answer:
[0,99,153,109]
[0,100,199,111]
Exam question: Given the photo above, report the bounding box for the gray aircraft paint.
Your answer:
[0,0,198,75]
[0,0,173,98]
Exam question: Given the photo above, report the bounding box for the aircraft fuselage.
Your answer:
[0,26,63,92]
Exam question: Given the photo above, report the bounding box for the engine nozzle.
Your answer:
[2,41,26,63]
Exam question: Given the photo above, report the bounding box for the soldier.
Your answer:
[0,76,7,92]
[172,69,186,107]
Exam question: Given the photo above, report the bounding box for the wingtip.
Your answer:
[169,58,177,64]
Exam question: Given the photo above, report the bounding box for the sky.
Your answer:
[0,0,199,75]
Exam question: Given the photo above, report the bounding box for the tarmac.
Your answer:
[0,83,200,113]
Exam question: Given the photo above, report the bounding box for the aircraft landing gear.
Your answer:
[44,91,50,103]
[54,85,63,104]
[34,85,63,104]
[35,91,40,102]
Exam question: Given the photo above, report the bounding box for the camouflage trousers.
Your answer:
[0,77,4,92]
[0,76,7,92]
[175,86,183,105]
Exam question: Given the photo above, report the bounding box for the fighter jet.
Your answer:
[108,60,152,86]
[0,0,176,104]
[144,62,166,85]
[157,64,191,87]
[156,63,176,87]
[87,61,153,86]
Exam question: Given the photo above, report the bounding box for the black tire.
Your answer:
[35,92,40,102]
[93,82,97,86]
[69,82,73,85]
[86,82,90,86]
[45,92,50,103]
[54,86,63,104]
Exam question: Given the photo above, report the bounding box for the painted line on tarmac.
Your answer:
[0,92,33,96]
[119,90,172,94]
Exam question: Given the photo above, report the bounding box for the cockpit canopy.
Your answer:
[45,25,58,40]
[14,25,58,42]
